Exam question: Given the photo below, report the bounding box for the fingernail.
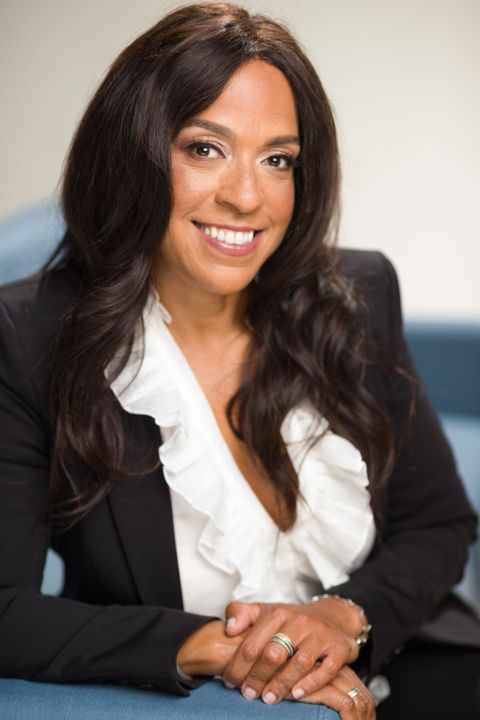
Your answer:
[226,617,237,627]
[263,691,277,705]
[243,686,257,701]
[224,681,235,689]
[292,688,305,699]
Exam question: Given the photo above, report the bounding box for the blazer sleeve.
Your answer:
[0,292,212,694]
[329,253,478,676]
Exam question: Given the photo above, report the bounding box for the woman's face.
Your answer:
[157,60,300,300]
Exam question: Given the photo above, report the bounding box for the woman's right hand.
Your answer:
[176,620,247,677]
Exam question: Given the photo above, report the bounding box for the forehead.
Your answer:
[192,60,299,137]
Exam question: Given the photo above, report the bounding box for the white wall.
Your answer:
[1,0,479,319]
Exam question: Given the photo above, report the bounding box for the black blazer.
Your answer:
[0,250,478,694]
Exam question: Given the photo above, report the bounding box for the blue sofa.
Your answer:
[0,202,479,717]
[405,323,480,606]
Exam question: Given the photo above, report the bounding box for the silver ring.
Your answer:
[347,687,361,698]
[268,632,296,658]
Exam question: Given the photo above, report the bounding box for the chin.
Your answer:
[199,269,257,296]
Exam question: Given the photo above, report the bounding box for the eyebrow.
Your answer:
[181,119,301,148]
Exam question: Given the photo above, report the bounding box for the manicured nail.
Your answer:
[243,686,257,701]
[226,617,237,627]
[263,691,277,705]
[224,680,235,689]
[292,688,305,700]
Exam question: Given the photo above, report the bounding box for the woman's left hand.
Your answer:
[222,599,361,704]
[291,665,376,719]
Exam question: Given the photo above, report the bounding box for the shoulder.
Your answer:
[0,265,81,363]
[0,265,80,412]
[336,248,400,302]
[0,264,79,327]
[336,248,403,354]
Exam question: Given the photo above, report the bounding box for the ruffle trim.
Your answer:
[107,294,375,598]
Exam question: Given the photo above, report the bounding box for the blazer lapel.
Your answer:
[107,410,184,609]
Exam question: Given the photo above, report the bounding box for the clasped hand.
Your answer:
[223,599,359,701]
[177,599,375,718]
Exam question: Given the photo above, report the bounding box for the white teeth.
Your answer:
[235,232,248,245]
[198,224,255,245]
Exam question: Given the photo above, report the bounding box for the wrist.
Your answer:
[176,619,226,677]
[176,663,193,682]
[176,619,244,677]
[310,593,371,648]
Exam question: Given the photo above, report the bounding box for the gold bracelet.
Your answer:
[311,593,372,648]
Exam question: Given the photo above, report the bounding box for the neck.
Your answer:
[154,274,248,346]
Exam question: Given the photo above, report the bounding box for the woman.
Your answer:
[0,3,479,719]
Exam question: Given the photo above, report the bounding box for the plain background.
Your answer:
[1,0,479,319]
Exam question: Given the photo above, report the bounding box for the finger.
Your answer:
[223,606,291,694]
[261,633,355,705]
[289,683,361,720]
[240,631,293,700]
[297,666,376,719]
[291,637,357,699]
[260,633,321,704]
[346,688,375,720]
[224,601,262,636]
[333,667,376,719]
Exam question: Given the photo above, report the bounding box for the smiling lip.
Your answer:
[198,222,259,233]
[193,221,262,257]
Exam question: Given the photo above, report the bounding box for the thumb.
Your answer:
[225,600,262,636]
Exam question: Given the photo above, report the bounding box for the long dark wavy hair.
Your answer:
[48,2,395,529]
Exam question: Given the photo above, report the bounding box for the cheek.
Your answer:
[170,164,217,211]
[269,180,296,227]
[285,184,296,220]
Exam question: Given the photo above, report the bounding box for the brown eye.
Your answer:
[188,142,223,159]
[195,144,211,157]
[266,154,294,169]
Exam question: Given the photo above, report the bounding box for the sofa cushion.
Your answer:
[441,413,480,607]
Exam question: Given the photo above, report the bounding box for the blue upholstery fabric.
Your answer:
[0,202,64,285]
[0,678,338,720]
[441,414,480,606]
[405,321,480,610]
[405,321,480,418]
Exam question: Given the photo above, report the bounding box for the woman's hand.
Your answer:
[222,599,363,703]
[291,665,376,719]
[176,619,247,677]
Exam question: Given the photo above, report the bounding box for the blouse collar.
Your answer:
[106,293,375,596]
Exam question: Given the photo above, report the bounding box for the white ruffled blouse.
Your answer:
[107,293,375,618]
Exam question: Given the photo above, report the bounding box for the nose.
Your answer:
[215,157,263,215]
